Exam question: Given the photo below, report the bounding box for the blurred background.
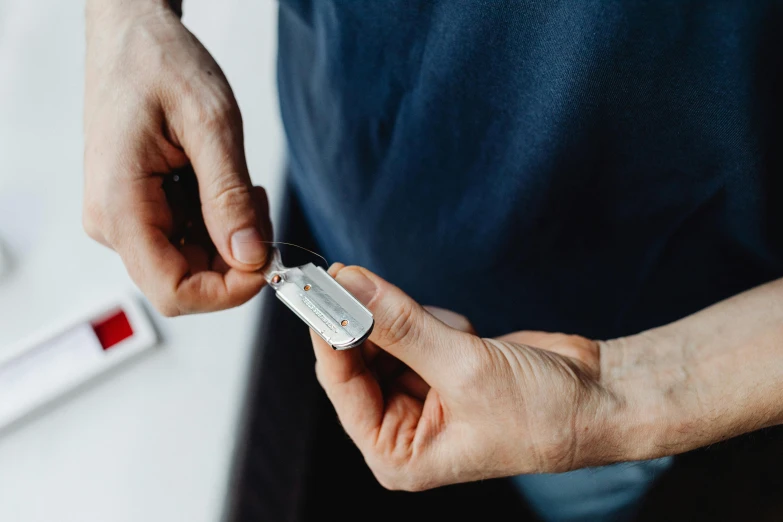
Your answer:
[0,1,285,521]
[6,3,783,522]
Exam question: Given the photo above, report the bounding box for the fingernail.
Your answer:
[231,227,266,265]
[336,267,377,305]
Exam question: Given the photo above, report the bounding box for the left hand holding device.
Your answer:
[310,263,621,490]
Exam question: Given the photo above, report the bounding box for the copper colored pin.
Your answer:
[272,274,281,284]
[341,319,349,327]
[304,284,311,291]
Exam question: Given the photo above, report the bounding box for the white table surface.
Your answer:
[0,1,284,520]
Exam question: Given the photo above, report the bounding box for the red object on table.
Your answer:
[91,309,134,350]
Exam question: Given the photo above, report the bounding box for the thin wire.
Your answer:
[241,240,329,268]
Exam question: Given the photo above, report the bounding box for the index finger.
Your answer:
[113,217,265,316]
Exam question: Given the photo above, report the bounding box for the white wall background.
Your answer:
[0,1,284,520]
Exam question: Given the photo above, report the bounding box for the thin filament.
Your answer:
[241,240,329,268]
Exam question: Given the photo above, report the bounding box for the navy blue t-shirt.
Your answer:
[277,1,783,340]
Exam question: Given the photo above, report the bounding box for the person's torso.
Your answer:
[277,0,783,338]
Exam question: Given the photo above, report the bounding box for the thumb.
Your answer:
[180,102,269,270]
[423,306,477,335]
[332,265,475,386]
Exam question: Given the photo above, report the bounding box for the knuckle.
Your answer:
[81,191,118,246]
[314,362,325,388]
[366,447,430,492]
[374,469,428,492]
[405,480,430,493]
[81,205,104,241]
[370,466,408,492]
[188,90,238,132]
[365,453,401,490]
[397,473,429,492]
[209,182,253,214]
[377,295,419,347]
[213,181,250,208]
[151,296,181,318]
[425,306,474,333]
[373,472,399,491]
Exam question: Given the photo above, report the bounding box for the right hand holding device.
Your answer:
[83,0,272,316]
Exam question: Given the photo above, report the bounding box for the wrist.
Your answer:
[594,334,677,464]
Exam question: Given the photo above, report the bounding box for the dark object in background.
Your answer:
[161,165,217,260]
[636,426,783,522]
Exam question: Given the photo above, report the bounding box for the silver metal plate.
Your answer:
[264,249,374,349]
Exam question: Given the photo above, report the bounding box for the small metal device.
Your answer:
[160,166,370,348]
[263,248,374,350]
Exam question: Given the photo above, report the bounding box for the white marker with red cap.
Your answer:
[0,295,157,432]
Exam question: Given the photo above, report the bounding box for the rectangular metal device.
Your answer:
[264,249,373,349]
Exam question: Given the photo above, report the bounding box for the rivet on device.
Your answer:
[304,284,311,291]
[341,319,349,327]
[271,274,282,284]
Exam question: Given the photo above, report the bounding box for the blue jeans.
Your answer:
[512,457,673,521]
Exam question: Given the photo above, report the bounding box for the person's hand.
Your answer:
[310,264,627,491]
[83,0,270,316]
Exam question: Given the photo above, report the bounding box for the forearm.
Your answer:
[603,277,783,461]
